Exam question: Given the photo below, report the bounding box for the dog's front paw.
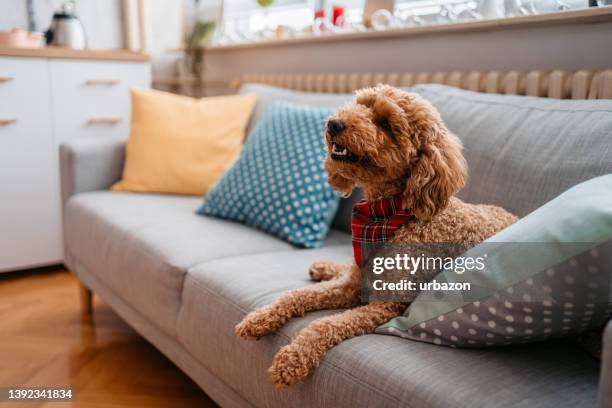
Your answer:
[235,319,261,341]
[268,344,316,389]
[308,261,339,282]
[235,308,277,341]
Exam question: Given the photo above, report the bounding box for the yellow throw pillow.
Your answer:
[112,89,256,196]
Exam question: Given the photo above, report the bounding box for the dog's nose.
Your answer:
[327,119,345,138]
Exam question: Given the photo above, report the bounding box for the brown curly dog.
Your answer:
[235,84,518,388]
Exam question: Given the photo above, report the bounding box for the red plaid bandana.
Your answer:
[351,194,412,267]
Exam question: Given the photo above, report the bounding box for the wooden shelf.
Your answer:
[200,6,612,52]
[0,47,149,62]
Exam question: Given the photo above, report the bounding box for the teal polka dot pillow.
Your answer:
[197,101,339,248]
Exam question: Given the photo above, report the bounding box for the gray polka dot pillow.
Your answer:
[377,175,612,347]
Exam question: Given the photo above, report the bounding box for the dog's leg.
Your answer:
[235,266,360,341]
[308,261,347,281]
[268,301,405,388]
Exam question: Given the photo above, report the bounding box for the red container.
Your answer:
[332,5,345,25]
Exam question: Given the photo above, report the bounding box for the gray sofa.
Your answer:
[61,84,612,408]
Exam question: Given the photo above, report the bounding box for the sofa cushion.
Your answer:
[112,89,256,196]
[238,84,357,233]
[410,84,612,218]
[379,176,612,346]
[176,248,599,408]
[198,101,340,248]
[64,191,350,336]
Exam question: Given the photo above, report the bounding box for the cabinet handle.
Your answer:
[88,116,122,125]
[0,76,15,83]
[0,118,17,125]
[85,79,120,86]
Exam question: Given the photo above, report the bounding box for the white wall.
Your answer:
[202,17,612,95]
[0,0,185,76]
[147,0,184,76]
[0,0,124,49]
[149,0,228,79]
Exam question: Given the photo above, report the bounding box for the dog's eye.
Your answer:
[378,119,392,134]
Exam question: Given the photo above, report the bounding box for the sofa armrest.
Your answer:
[59,135,126,206]
[599,319,612,407]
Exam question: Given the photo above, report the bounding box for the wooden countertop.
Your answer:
[201,6,612,52]
[0,47,149,62]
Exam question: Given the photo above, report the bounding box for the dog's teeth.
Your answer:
[331,144,348,156]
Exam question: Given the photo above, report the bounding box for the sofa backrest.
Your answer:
[239,83,612,232]
[412,84,612,218]
[239,83,352,135]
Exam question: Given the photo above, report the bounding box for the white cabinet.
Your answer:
[49,60,149,144]
[0,57,61,272]
[0,55,150,272]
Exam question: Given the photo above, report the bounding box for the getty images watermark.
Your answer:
[0,388,74,402]
[370,252,487,291]
[359,242,611,303]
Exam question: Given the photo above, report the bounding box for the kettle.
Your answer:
[45,1,87,49]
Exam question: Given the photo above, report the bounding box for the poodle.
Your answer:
[235,84,518,388]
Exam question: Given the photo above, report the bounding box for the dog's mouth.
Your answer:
[330,143,358,163]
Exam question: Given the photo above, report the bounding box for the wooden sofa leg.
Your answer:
[78,281,93,316]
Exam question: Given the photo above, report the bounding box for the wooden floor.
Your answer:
[0,268,219,408]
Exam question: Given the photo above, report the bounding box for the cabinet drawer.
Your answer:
[49,59,150,144]
[0,57,63,271]
[0,57,51,123]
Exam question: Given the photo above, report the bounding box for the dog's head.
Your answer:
[325,84,467,221]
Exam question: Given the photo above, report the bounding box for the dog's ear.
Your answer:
[403,129,466,220]
[355,86,378,107]
[325,161,355,198]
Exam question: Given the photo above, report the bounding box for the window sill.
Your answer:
[200,7,612,52]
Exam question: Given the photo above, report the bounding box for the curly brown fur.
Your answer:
[308,261,347,281]
[236,84,518,388]
[235,266,360,340]
[268,300,405,387]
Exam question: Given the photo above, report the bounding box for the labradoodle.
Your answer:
[235,84,518,388]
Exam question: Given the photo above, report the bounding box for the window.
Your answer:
[216,0,591,44]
